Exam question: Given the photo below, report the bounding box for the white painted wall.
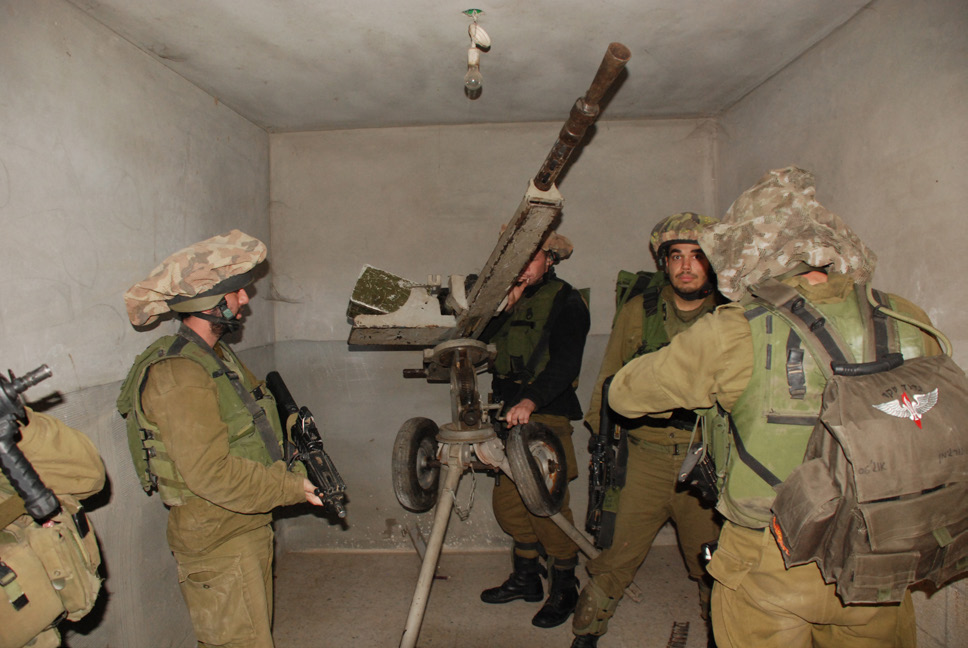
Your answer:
[717,0,968,644]
[1,1,270,646]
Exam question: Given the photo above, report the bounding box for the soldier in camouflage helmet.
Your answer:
[606,167,940,648]
[117,230,324,648]
[572,212,724,648]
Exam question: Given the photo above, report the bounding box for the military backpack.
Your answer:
[758,280,968,604]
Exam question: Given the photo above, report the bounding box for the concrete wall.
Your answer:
[1,1,270,646]
[716,0,968,645]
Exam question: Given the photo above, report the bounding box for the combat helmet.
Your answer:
[649,212,719,270]
[124,229,267,332]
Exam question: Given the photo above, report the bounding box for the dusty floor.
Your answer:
[274,545,711,647]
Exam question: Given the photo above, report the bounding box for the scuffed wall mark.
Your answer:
[149,45,187,63]
[67,353,79,388]
[267,284,303,305]
[0,158,9,208]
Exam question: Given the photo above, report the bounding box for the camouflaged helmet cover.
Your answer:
[699,166,877,302]
[542,231,574,263]
[649,212,719,260]
[124,229,267,326]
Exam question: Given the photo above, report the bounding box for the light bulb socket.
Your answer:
[467,48,481,66]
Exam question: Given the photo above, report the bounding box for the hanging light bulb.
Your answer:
[462,9,489,100]
[464,47,483,95]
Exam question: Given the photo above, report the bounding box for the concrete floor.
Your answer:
[274,545,711,648]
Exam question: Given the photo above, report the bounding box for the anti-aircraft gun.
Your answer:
[347,42,630,648]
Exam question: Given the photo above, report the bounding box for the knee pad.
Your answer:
[572,580,619,636]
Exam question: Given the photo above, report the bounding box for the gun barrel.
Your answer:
[533,42,631,191]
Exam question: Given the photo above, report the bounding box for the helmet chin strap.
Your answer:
[193,298,242,334]
[673,280,715,302]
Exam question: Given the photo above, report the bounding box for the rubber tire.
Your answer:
[391,417,440,512]
[506,422,567,517]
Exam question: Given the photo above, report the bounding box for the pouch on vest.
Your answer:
[0,495,102,648]
[767,283,968,604]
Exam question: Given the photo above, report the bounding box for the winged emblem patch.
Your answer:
[872,389,939,429]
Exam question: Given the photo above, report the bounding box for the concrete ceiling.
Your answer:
[66,0,871,133]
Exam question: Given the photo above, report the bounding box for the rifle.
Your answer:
[0,365,59,522]
[265,371,347,519]
[585,376,625,549]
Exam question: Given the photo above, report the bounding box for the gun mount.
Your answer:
[346,43,630,648]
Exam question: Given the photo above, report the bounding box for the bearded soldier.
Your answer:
[608,168,940,648]
[117,230,323,648]
[572,213,724,648]
[479,231,590,629]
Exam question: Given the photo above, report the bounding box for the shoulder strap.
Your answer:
[727,412,781,487]
[753,279,903,380]
[175,325,281,462]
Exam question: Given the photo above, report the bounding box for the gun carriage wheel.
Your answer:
[506,422,567,517]
[392,417,441,512]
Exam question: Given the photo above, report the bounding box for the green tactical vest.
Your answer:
[710,286,925,528]
[628,291,668,362]
[491,277,573,383]
[117,332,284,507]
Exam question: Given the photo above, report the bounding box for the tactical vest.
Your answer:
[117,330,284,507]
[711,284,924,529]
[491,277,573,383]
[628,290,668,362]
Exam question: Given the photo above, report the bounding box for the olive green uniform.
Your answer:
[609,274,938,648]
[0,409,105,648]
[574,286,721,636]
[121,331,306,648]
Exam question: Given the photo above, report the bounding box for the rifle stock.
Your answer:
[266,371,348,519]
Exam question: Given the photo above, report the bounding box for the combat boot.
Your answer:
[532,563,579,628]
[480,553,543,604]
[570,634,599,647]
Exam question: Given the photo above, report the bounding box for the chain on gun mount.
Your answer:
[265,371,347,519]
[0,365,58,522]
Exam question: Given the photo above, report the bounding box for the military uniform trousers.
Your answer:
[172,524,275,648]
[708,521,917,648]
[492,413,580,561]
[586,438,720,600]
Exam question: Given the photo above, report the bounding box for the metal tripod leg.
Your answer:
[399,446,464,648]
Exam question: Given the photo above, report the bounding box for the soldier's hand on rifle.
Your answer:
[302,478,324,506]
[505,398,537,427]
